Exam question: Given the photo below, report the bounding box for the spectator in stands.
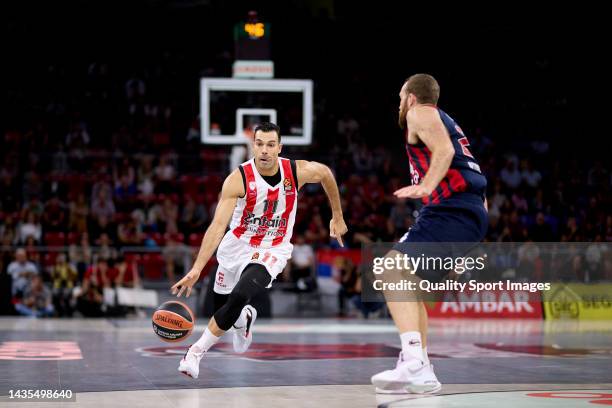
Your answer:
[352,142,373,175]
[51,253,78,316]
[489,180,507,213]
[136,154,156,197]
[158,197,179,234]
[112,255,140,288]
[94,233,119,261]
[0,215,17,244]
[113,157,135,189]
[23,236,42,267]
[51,143,69,173]
[15,275,54,317]
[362,174,385,212]
[77,258,109,317]
[511,188,529,214]
[351,267,385,319]
[530,212,554,242]
[180,195,208,235]
[91,187,116,225]
[561,217,582,242]
[114,172,138,212]
[584,242,605,282]
[69,232,92,280]
[91,213,116,243]
[531,188,547,214]
[16,212,42,244]
[42,195,66,232]
[65,122,91,149]
[0,244,15,314]
[500,159,521,189]
[154,154,175,194]
[91,179,112,206]
[289,235,316,290]
[337,113,360,144]
[117,214,144,247]
[517,241,541,280]
[21,197,44,219]
[68,193,89,233]
[7,248,39,299]
[337,257,358,317]
[521,159,542,190]
[304,212,329,245]
[506,211,526,241]
[162,234,192,283]
[387,198,414,239]
[588,160,609,188]
[0,167,19,213]
[125,74,146,100]
[22,171,43,203]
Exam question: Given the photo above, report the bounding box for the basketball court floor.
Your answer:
[0,317,611,407]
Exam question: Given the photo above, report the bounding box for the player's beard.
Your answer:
[398,100,408,129]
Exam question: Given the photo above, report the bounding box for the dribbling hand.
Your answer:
[171,269,200,298]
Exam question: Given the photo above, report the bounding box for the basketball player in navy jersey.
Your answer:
[171,122,348,379]
[371,74,488,394]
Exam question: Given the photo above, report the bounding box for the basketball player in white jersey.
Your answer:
[172,122,348,379]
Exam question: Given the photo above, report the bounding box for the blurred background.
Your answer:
[1,1,609,320]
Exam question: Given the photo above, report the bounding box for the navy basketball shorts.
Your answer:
[393,193,488,282]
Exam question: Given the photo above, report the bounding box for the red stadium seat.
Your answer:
[188,233,204,247]
[141,253,165,280]
[67,232,80,245]
[180,175,199,197]
[43,252,59,267]
[124,253,142,266]
[150,232,165,246]
[114,212,131,223]
[44,232,66,247]
[164,232,184,243]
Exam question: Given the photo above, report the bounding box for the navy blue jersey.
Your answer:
[405,106,487,205]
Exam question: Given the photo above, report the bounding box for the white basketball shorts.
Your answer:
[213,232,293,295]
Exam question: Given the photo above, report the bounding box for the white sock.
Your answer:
[400,331,424,362]
[423,347,430,365]
[193,328,220,353]
[232,306,249,330]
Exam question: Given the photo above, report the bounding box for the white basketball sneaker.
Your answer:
[178,344,204,379]
[233,305,257,353]
[372,352,441,394]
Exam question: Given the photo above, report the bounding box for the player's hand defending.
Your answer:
[394,185,432,199]
[171,269,201,298]
[330,217,348,247]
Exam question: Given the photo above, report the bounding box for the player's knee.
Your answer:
[228,284,251,307]
[214,292,247,331]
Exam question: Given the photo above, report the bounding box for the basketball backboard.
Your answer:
[200,78,313,146]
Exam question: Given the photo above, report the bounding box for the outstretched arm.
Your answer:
[171,170,244,297]
[297,160,348,246]
[394,105,455,198]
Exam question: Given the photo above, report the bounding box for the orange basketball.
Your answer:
[152,301,195,342]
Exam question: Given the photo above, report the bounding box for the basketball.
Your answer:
[152,301,195,342]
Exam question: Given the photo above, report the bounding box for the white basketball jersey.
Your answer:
[229,157,298,248]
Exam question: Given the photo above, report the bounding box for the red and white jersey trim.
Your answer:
[230,158,298,248]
